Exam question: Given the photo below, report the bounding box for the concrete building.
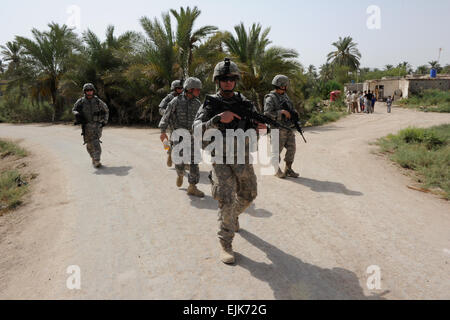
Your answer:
[344,82,364,93]
[352,75,450,101]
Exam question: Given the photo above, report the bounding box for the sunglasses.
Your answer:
[219,76,238,82]
[85,89,94,92]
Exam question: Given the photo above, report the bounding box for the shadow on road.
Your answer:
[237,229,388,300]
[247,204,273,218]
[290,177,363,196]
[189,194,218,211]
[94,166,133,176]
[305,126,343,134]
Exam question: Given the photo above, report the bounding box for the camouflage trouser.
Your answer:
[274,129,296,164]
[211,164,257,246]
[83,123,103,161]
[174,136,200,185]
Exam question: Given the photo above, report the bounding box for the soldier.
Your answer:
[264,75,300,179]
[159,77,205,198]
[194,58,267,264]
[72,83,109,168]
[159,80,184,167]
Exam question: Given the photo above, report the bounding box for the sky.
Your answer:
[1,0,449,70]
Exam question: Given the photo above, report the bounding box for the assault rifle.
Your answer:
[203,95,292,132]
[281,101,307,143]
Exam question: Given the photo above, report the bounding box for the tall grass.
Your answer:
[0,139,28,158]
[0,170,28,211]
[397,89,450,113]
[305,95,348,126]
[377,124,450,199]
[0,97,54,123]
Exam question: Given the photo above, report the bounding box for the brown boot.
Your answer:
[285,162,299,178]
[220,241,235,264]
[275,168,287,179]
[187,184,205,198]
[167,150,173,167]
[235,217,240,233]
[93,160,102,168]
[176,174,184,188]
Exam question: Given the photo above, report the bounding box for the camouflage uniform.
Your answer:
[159,92,176,117]
[72,94,109,163]
[159,92,202,185]
[264,90,296,164]
[194,91,258,247]
[159,80,183,162]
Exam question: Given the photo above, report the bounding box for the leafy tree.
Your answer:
[15,22,80,121]
[428,60,443,73]
[224,22,301,109]
[415,65,429,75]
[170,6,217,78]
[327,36,361,71]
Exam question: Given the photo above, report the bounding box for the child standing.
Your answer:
[386,96,393,113]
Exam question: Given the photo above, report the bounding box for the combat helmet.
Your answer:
[83,83,96,93]
[213,58,241,82]
[272,75,289,88]
[183,77,203,91]
[171,80,183,91]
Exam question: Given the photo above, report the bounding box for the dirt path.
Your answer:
[0,105,449,300]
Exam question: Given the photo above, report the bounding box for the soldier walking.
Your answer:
[264,75,300,179]
[159,80,184,167]
[72,83,109,168]
[159,77,205,198]
[194,58,267,264]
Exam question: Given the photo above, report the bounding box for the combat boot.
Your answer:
[285,162,300,178]
[167,151,173,167]
[235,217,240,233]
[176,174,184,187]
[275,168,286,179]
[187,184,205,198]
[220,241,235,265]
[93,160,102,168]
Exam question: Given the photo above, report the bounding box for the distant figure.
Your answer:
[386,96,393,113]
[351,91,359,113]
[359,92,365,112]
[365,90,373,114]
[346,91,352,113]
[371,94,377,113]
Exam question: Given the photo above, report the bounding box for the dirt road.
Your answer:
[0,105,449,300]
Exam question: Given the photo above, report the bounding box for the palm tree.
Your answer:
[415,65,429,75]
[170,6,217,78]
[384,64,394,70]
[397,61,412,74]
[0,41,28,99]
[327,36,361,71]
[319,63,334,82]
[140,13,179,86]
[0,41,25,74]
[224,22,301,108]
[16,22,80,121]
[307,65,318,79]
[428,60,442,73]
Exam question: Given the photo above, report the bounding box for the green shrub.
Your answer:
[376,124,450,199]
[398,89,450,113]
[0,139,28,158]
[0,170,28,211]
